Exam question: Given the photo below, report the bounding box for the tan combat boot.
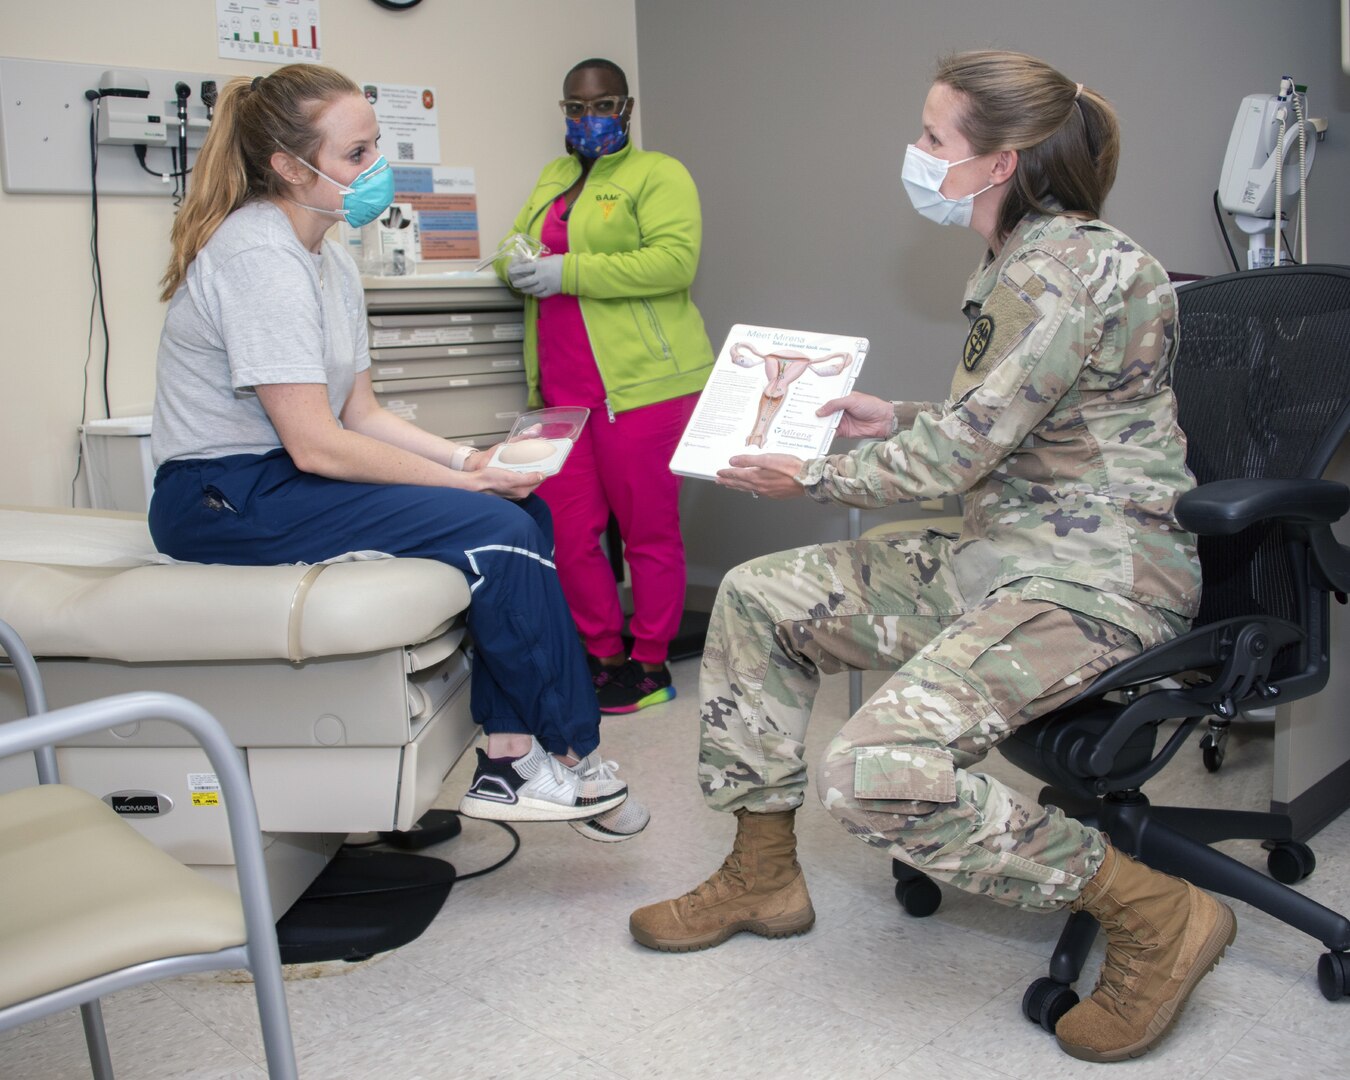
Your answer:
[1055,845,1237,1062]
[629,808,815,951]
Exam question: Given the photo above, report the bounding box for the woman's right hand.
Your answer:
[816,392,899,439]
[462,465,545,499]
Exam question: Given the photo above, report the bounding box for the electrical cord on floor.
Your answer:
[453,821,521,881]
[340,815,521,882]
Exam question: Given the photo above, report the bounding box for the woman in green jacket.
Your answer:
[499,58,715,715]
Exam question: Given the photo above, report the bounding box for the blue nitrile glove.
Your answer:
[510,254,564,298]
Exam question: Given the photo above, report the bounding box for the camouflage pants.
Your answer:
[699,532,1182,911]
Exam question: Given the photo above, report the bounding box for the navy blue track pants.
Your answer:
[149,450,601,756]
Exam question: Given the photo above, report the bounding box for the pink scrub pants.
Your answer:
[538,393,697,665]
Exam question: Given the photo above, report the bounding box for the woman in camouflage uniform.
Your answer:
[630,50,1235,1064]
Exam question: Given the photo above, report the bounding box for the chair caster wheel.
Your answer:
[1318,952,1348,1001]
[1267,841,1316,884]
[1199,724,1230,773]
[891,860,941,917]
[1022,977,1079,1033]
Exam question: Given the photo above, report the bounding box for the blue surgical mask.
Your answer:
[288,152,395,228]
[566,115,628,159]
[901,144,992,228]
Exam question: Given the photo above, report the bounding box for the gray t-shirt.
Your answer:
[151,199,370,467]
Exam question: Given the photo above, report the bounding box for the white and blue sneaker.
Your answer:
[459,739,627,823]
[567,754,650,842]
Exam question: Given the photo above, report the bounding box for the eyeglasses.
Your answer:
[558,96,628,120]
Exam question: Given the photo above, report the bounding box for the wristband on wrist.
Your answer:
[448,444,474,471]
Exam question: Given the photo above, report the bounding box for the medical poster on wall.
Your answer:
[390,166,480,261]
[362,82,441,165]
[217,0,322,64]
[669,325,869,481]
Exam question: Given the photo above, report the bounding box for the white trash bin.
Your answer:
[80,415,155,512]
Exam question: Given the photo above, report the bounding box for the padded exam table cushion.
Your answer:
[0,506,470,662]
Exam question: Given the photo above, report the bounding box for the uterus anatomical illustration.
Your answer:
[729,341,852,447]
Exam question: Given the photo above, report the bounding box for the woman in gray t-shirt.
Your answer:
[150,64,645,841]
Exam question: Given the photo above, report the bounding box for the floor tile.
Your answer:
[0,985,266,1079]
[597,975,921,1080]
[160,950,447,1061]
[292,988,580,1080]
[875,1044,1021,1080]
[1210,1022,1347,1078]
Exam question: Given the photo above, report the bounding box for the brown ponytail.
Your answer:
[159,64,360,301]
[934,51,1121,246]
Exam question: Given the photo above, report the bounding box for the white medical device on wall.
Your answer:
[1217,78,1325,269]
[1343,0,1350,76]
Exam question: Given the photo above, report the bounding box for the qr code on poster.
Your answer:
[397,142,415,161]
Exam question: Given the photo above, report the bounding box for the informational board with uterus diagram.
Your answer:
[669,324,869,480]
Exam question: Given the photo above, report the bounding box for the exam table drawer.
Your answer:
[247,653,477,833]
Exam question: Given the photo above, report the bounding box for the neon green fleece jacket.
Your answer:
[496,140,715,415]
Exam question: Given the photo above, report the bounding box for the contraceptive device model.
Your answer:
[669,324,869,481]
[1217,76,1327,269]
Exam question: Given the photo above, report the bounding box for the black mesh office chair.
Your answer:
[890,264,1350,1029]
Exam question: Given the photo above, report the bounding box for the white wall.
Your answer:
[0,0,639,507]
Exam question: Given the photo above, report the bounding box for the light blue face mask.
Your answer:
[901,144,992,228]
[287,151,395,228]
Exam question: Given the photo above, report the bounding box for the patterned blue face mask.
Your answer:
[566,115,628,159]
[288,151,395,228]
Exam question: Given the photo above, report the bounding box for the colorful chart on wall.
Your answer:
[217,0,323,64]
[390,166,480,261]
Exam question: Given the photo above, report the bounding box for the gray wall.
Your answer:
[635,0,1350,596]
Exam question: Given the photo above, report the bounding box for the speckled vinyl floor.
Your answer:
[4,659,1348,1078]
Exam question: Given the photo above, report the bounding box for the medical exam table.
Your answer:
[0,505,478,942]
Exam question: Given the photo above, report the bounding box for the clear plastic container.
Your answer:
[487,406,590,476]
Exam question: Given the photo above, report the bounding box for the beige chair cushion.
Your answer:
[0,784,247,1008]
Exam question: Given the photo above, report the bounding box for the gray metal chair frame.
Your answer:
[0,618,298,1079]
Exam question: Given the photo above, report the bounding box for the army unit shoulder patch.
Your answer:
[950,278,1043,402]
[963,315,994,371]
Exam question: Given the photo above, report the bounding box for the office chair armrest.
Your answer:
[1310,525,1350,595]
[1176,478,1349,536]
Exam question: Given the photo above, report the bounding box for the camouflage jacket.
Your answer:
[798,212,1201,622]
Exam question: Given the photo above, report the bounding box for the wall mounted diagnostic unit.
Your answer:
[1216,78,1327,269]
[0,56,225,196]
[94,70,167,146]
